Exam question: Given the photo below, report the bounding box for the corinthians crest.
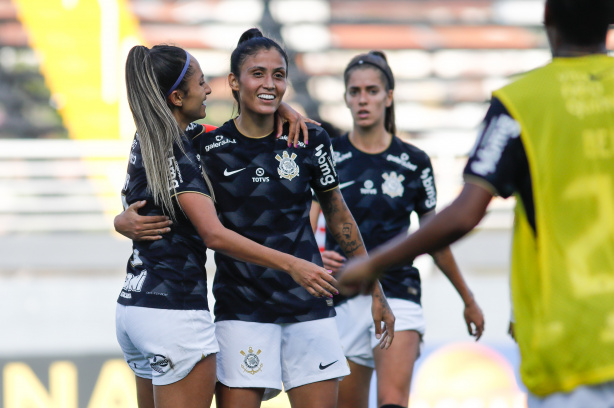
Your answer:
[276,151,299,180]
[382,172,405,198]
[240,346,263,375]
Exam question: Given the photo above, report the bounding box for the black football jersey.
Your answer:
[192,120,339,323]
[117,131,211,310]
[327,135,437,304]
[463,97,535,231]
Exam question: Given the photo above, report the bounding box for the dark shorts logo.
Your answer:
[319,360,338,370]
[150,354,173,374]
[240,346,263,375]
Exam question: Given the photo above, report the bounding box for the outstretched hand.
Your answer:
[114,200,172,241]
[336,256,378,296]
[287,258,339,299]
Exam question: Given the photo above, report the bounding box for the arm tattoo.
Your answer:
[319,188,365,257]
[342,223,352,239]
[333,232,363,256]
[319,191,340,218]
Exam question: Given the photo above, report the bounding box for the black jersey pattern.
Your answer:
[193,120,338,323]
[463,97,535,231]
[117,130,211,310]
[327,135,437,304]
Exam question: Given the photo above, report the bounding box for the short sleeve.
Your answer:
[463,98,523,198]
[309,126,340,192]
[170,137,211,198]
[414,153,438,214]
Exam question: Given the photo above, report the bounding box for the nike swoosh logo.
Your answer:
[338,181,355,190]
[223,168,246,176]
[319,360,338,370]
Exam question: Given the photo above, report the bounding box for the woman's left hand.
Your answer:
[371,283,395,349]
[276,102,320,147]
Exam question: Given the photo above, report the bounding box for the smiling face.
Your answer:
[229,48,287,117]
[170,56,212,128]
[344,66,393,131]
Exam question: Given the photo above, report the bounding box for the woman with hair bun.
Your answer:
[189,29,393,408]
[310,50,485,408]
[117,44,338,408]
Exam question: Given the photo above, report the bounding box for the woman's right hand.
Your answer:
[114,200,172,241]
[287,257,339,299]
[321,250,346,275]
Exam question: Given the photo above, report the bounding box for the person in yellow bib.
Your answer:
[336,0,614,407]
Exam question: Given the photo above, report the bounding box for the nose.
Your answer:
[204,81,212,95]
[358,91,367,104]
[263,74,274,90]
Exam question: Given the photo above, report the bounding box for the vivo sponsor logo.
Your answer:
[360,180,377,195]
[168,157,183,190]
[315,144,337,186]
[205,138,237,152]
[278,135,306,148]
[421,168,436,209]
[333,151,352,164]
[122,270,147,293]
[470,115,520,176]
[386,153,418,171]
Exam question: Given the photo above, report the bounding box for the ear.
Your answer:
[229,73,239,91]
[168,90,183,108]
[385,89,394,108]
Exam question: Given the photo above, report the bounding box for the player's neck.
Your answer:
[548,29,607,58]
[349,126,392,154]
[552,43,608,58]
[234,112,275,139]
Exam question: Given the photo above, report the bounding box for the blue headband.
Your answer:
[165,51,191,97]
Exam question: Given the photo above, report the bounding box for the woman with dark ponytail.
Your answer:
[117,43,340,408]
[310,51,486,408]
[187,28,392,408]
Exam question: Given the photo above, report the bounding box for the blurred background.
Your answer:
[1,0,612,407]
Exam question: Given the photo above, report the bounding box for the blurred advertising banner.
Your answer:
[0,343,527,408]
[0,355,136,408]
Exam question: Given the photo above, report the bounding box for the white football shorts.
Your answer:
[115,304,219,385]
[215,318,350,401]
[335,295,426,368]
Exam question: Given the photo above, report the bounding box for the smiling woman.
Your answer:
[184,28,394,408]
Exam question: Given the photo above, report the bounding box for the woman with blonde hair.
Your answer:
[117,43,337,408]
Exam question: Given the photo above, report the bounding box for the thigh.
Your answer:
[135,375,154,408]
[215,320,283,400]
[373,330,421,407]
[287,378,339,408]
[281,318,350,392]
[154,354,216,408]
[337,360,373,408]
[215,383,264,408]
